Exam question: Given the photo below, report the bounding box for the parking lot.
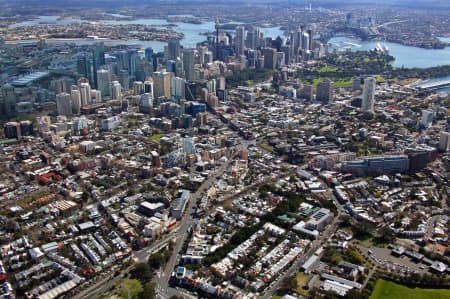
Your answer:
[358,245,429,275]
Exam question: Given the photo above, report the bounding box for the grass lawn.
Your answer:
[294,272,310,296]
[258,141,274,153]
[115,278,143,299]
[272,296,283,299]
[311,77,352,88]
[150,134,162,142]
[318,66,338,73]
[370,279,450,299]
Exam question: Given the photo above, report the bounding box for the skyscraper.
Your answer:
[139,93,153,114]
[152,71,171,98]
[79,82,91,106]
[97,69,111,97]
[92,43,105,88]
[56,93,72,116]
[235,26,245,56]
[316,79,333,104]
[302,32,310,51]
[168,39,181,61]
[128,49,140,76]
[171,76,186,99]
[183,48,196,81]
[362,77,376,113]
[144,80,154,98]
[263,48,277,69]
[145,47,153,62]
[110,81,122,101]
[71,89,81,114]
[119,69,130,90]
[439,132,450,152]
[133,81,144,95]
[77,54,91,82]
[1,84,16,119]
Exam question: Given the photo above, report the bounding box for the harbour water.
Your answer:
[8,16,450,70]
[328,36,450,68]
[9,16,283,50]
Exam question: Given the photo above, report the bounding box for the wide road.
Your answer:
[72,232,178,299]
[154,160,236,298]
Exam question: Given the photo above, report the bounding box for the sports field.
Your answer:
[370,279,450,299]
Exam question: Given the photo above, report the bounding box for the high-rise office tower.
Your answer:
[276,52,285,69]
[246,27,259,50]
[79,82,91,106]
[110,81,122,101]
[439,132,450,152]
[280,45,291,65]
[301,32,310,51]
[77,54,91,81]
[171,77,186,99]
[92,43,105,88]
[316,79,333,104]
[145,47,153,62]
[166,60,176,73]
[247,49,257,68]
[307,28,313,51]
[362,77,376,113]
[115,50,129,71]
[56,93,72,116]
[71,89,81,114]
[263,48,277,69]
[152,71,171,98]
[235,26,245,56]
[133,81,144,95]
[1,84,16,118]
[293,28,302,57]
[168,39,181,61]
[175,58,184,77]
[198,46,208,65]
[139,93,153,114]
[119,69,130,90]
[96,69,111,97]
[129,50,140,76]
[144,80,154,97]
[183,48,196,81]
[90,89,101,103]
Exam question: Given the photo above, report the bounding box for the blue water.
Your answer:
[10,16,283,50]
[9,16,450,69]
[328,36,450,68]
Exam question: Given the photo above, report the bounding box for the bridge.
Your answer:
[412,78,450,90]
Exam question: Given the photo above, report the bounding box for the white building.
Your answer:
[110,81,122,101]
[56,93,72,116]
[439,131,450,152]
[362,77,376,113]
[96,69,110,97]
[101,116,120,131]
[79,82,91,106]
[171,76,185,98]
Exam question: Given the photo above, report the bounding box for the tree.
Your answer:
[373,226,396,245]
[141,281,156,299]
[148,252,165,270]
[345,289,365,299]
[281,275,298,291]
[132,263,153,283]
